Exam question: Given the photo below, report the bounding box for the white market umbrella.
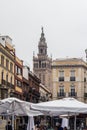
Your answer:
[0,97,43,130]
[0,97,42,116]
[31,97,87,130]
[31,97,87,114]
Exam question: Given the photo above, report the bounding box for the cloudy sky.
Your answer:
[0,0,87,70]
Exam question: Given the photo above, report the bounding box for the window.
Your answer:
[39,73,41,80]
[59,70,64,81]
[16,66,22,75]
[6,59,9,70]
[70,70,75,77]
[69,85,76,96]
[42,63,46,68]
[6,74,8,82]
[10,76,12,84]
[40,49,43,54]
[70,70,75,81]
[59,85,65,96]
[84,71,86,82]
[45,49,47,54]
[18,68,22,75]
[16,80,22,87]
[59,70,64,77]
[10,62,13,72]
[39,61,41,68]
[18,81,22,87]
[1,55,4,66]
[71,85,75,93]
[34,63,38,68]
[1,71,4,80]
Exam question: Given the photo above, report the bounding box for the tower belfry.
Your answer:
[33,28,52,91]
[38,27,47,56]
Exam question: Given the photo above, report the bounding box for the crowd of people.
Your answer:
[5,120,67,130]
[35,122,67,130]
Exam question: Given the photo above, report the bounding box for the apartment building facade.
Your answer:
[52,58,87,102]
[0,36,15,99]
[39,83,52,102]
[23,66,41,103]
[14,56,23,98]
[0,35,23,99]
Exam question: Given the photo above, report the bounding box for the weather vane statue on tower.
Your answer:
[41,27,44,33]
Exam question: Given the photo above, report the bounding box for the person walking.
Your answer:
[58,123,63,130]
[5,121,12,130]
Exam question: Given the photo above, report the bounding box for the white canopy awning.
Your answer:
[31,97,87,115]
[0,97,43,116]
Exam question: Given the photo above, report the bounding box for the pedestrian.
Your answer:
[63,126,67,130]
[5,121,12,130]
[58,123,63,130]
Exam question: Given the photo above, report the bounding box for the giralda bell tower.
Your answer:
[33,27,52,91]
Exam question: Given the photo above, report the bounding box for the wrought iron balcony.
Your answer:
[32,90,40,97]
[68,92,77,97]
[1,79,14,88]
[84,93,87,98]
[84,78,86,82]
[70,77,75,81]
[59,77,64,81]
[1,79,6,85]
[57,92,66,97]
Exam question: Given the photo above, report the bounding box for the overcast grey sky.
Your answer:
[0,0,87,70]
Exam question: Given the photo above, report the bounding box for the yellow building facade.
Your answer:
[52,58,87,102]
[15,56,23,98]
[0,36,15,99]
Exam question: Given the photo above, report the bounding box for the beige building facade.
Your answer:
[39,83,52,102]
[0,36,15,99]
[52,58,87,102]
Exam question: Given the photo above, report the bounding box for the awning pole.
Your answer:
[12,102,14,130]
[74,113,77,130]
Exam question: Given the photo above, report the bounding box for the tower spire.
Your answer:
[38,27,47,55]
[41,27,43,33]
[40,27,45,42]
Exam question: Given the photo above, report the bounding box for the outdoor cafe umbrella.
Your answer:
[0,97,43,130]
[31,97,87,114]
[31,97,87,130]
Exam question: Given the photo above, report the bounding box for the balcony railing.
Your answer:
[70,77,75,81]
[68,92,77,97]
[59,77,64,81]
[1,79,6,85]
[84,93,87,98]
[1,79,14,88]
[32,90,40,97]
[84,78,86,82]
[57,92,66,97]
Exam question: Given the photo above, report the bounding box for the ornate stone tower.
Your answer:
[33,27,52,91]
